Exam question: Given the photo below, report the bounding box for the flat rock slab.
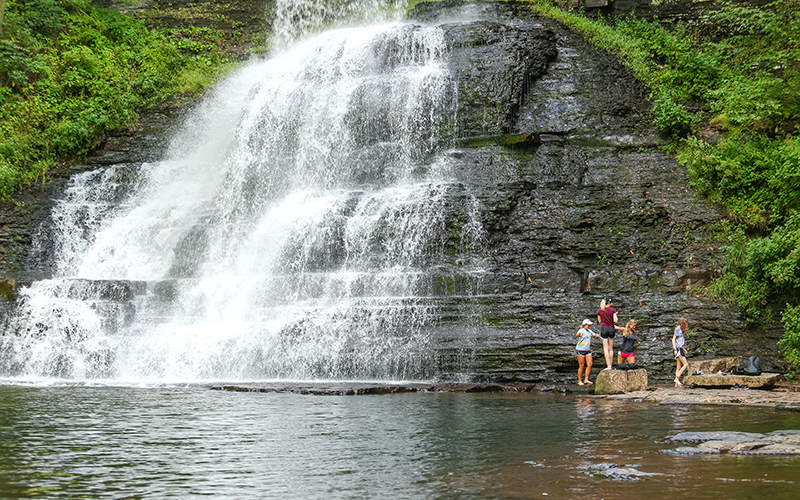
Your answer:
[686,356,740,374]
[666,430,800,455]
[595,369,648,395]
[606,387,800,411]
[684,372,782,388]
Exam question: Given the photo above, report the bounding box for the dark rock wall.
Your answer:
[411,2,782,382]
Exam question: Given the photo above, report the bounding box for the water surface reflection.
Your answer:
[0,386,798,499]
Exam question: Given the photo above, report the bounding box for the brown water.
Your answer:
[0,385,798,499]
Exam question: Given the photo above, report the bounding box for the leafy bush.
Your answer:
[709,74,798,135]
[11,0,67,38]
[781,304,800,373]
[652,96,693,138]
[710,218,800,322]
[680,136,800,226]
[0,39,34,88]
[0,0,229,198]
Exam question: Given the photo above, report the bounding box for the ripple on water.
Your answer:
[1,387,799,499]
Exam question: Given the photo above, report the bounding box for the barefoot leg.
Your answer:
[602,338,614,370]
[584,354,593,384]
[577,355,586,385]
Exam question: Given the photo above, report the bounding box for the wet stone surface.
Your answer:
[581,463,665,481]
[666,430,800,455]
[607,385,800,411]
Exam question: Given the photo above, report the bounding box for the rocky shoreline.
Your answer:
[606,384,800,411]
[210,380,800,411]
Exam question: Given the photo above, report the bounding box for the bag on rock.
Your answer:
[730,356,761,376]
[744,355,762,376]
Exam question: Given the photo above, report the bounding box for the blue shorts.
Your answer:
[674,347,687,359]
[576,349,592,357]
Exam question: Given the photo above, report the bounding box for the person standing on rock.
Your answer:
[615,319,640,365]
[596,297,618,371]
[673,317,689,387]
[575,319,600,386]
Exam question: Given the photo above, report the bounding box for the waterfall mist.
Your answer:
[1,4,488,383]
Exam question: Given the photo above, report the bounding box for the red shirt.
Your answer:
[597,306,617,328]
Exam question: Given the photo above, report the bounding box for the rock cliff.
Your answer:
[410,1,782,382]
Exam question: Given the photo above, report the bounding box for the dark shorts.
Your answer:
[576,349,592,357]
[675,347,687,359]
[600,327,616,339]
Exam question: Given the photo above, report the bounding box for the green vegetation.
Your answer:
[0,0,236,198]
[523,0,800,373]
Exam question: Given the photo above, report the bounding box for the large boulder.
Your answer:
[595,369,648,395]
[669,430,800,455]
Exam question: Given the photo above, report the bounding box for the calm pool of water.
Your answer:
[1,384,798,499]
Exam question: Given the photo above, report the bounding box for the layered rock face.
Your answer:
[408,1,781,382]
[0,1,782,383]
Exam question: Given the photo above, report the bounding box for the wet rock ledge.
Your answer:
[210,381,800,413]
[667,430,800,455]
[210,381,557,396]
[607,385,800,411]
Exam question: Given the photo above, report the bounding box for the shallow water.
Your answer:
[1,385,798,499]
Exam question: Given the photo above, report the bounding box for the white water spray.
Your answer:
[271,0,407,48]
[2,4,487,383]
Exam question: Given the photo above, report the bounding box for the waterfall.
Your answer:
[1,4,488,383]
[271,0,408,48]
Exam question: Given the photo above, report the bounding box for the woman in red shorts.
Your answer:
[616,319,640,365]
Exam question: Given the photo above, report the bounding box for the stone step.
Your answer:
[1,278,148,302]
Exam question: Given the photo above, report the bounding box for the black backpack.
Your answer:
[744,356,762,376]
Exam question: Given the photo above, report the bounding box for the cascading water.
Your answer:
[271,0,408,48]
[1,2,489,383]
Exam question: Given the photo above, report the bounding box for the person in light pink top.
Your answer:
[673,317,689,387]
[596,296,618,371]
